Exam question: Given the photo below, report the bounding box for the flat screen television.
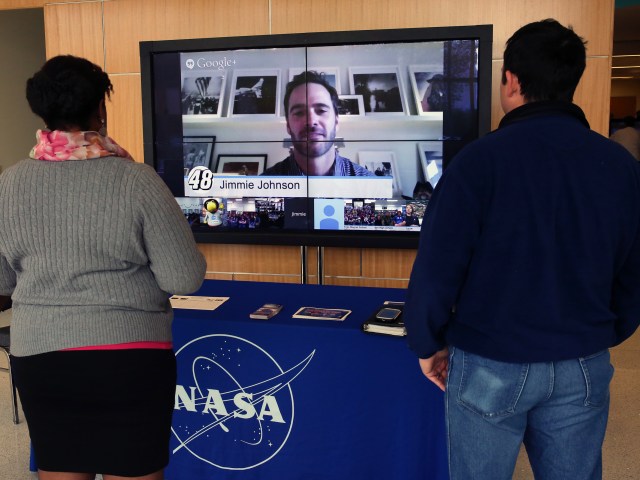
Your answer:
[140,25,493,248]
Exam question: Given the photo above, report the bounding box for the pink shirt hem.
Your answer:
[63,341,173,351]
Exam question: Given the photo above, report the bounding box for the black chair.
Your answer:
[0,323,19,424]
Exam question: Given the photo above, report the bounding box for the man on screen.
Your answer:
[262,71,373,176]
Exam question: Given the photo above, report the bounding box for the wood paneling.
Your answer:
[103,0,271,74]
[321,247,416,284]
[204,272,233,281]
[490,62,505,131]
[205,271,302,283]
[108,74,143,162]
[231,274,301,283]
[306,247,318,276]
[325,277,410,289]
[43,2,103,66]
[574,57,612,135]
[198,244,302,275]
[0,0,45,10]
[323,248,362,277]
[361,248,416,280]
[271,0,613,57]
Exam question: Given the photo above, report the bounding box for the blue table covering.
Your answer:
[166,280,448,480]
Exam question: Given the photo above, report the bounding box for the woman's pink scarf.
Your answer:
[30,129,133,161]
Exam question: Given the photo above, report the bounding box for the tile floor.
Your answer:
[0,309,34,480]
[1,311,639,479]
[514,329,640,479]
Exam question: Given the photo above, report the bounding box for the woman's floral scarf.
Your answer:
[29,129,133,162]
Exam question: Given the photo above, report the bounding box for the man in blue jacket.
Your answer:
[404,19,640,480]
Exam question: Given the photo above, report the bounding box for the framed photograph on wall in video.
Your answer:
[215,154,267,175]
[408,65,445,117]
[183,136,216,171]
[348,66,407,115]
[181,74,226,117]
[337,95,365,116]
[228,69,281,117]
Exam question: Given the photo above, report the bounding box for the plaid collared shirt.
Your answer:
[262,153,374,176]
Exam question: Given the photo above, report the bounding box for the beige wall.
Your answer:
[0,0,616,286]
[0,8,46,173]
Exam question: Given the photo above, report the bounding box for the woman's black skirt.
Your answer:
[11,348,176,476]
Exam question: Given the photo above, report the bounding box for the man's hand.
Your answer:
[419,347,449,392]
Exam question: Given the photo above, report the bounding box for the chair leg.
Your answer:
[0,347,19,424]
[9,366,19,424]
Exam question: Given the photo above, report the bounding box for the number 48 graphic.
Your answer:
[187,166,214,191]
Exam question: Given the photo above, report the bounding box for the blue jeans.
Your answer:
[445,347,613,480]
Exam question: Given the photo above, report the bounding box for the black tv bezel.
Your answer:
[140,25,493,249]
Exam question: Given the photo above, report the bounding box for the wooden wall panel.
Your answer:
[103,0,271,74]
[271,0,613,56]
[323,248,363,277]
[204,272,301,283]
[306,247,318,277]
[574,58,612,135]
[108,74,143,162]
[320,247,416,285]
[194,244,415,285]
[361,248,416,280]
[204,272,233,280]
[231,274,301,283]
[198,243,302,275]
[43,2,103,66]
[0,0,45,10]
[325,277,410,289]
[490,62,504,131]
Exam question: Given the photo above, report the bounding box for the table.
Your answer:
[166,280,448,480]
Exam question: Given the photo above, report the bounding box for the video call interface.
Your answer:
[148,36,481,235]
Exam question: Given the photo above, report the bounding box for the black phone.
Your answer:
[375,307,402,322]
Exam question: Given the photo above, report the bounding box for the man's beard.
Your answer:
[291,126,336,158]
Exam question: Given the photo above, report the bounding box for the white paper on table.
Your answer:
[170,296,229,311]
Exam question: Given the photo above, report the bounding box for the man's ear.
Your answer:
[503,70,521,98]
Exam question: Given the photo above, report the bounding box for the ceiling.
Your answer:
[613,5,640,79]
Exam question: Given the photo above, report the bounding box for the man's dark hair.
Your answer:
[26,55,113,131]
[283,70,339,118]
[502,19,586,102]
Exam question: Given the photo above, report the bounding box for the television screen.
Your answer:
[140,25,492,248]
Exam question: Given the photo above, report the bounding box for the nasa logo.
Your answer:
[172,334,314,470]
[185,58,195,70]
